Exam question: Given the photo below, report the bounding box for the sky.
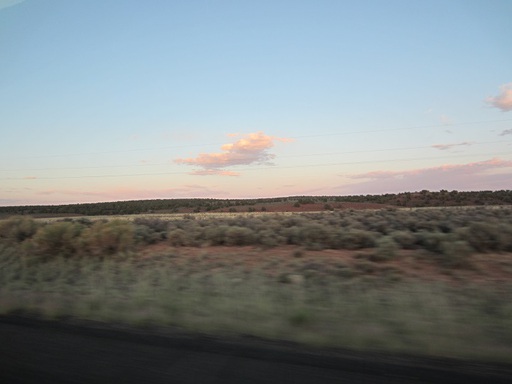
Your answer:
[1,0,511,206]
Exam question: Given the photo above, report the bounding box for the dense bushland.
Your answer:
[1,206,512,265]
[1,190,511,217]
[2,208,512,362]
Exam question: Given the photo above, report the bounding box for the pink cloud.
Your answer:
[349,158,512,180]
[174,131,293,176]
[188,169,240,177]
[431,142,472,150]
[487,83,512,112]
[341,158,512,194]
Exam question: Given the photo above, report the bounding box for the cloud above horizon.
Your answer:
[487,83,512,112]
[174,131,294,176]
[431,142,472,151]
[341,158,512,194]
[0,0,26,11]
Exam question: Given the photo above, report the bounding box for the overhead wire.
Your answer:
[0,138,510,173]
[1,118,511,180]
[1,117,511,160]
[3,151,511,180]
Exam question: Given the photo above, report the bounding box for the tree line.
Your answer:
[0,190,511,217]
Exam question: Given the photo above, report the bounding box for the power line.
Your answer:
[1,139,510,173]
[290,118,512,139]
[2,118,511,160]
[3,151,511,181]
[243,152,512,172]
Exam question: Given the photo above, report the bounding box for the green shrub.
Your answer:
[283,226,302,245]
[299,223,332,246]
[373,236,399,261]
[133,218,168,244]
[134,225,163,244]
[341,229,377,250]
[464,222,507,252]
[440,240,473,268]
[389,230,416,249]
[203,225,230,245]
[224,226,256,246]
[0,216,38,244]
[80,220,134,256]
[167,228,188,246]
[501,224,512,251]
[32,221,84,257]
[415,231,448,253]
[257,229,284,248]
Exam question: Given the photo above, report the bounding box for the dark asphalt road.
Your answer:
[1,317,511,384]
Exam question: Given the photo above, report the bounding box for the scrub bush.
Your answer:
[415,231,448,253]
[299,223,332,246]
[80,220,134,256]
[440,240,473,268]
[0,216,38,244]
[133,218,169,244]
[389,230,416,249]
[282,226,302,245]
[257,229,285,248]
[373,236,399,261]
[224,226,256,246]
[167,228,188,246]
[32,221,84,258]
[134,224,163,244]
[341,229,377,250]
[133,218,168,232]
[465,222,507,252]
[203,225,230,245]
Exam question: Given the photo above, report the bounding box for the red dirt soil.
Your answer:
[180,202,393,213]
[139,244,512,287]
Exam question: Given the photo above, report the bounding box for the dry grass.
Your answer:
[2,207,512,363]
[1,243,512,362]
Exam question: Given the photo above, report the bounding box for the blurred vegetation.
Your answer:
[1,243,512,362]
[1,206,512,259]
[1,206,512,362]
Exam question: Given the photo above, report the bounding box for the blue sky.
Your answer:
[1,0,511,205]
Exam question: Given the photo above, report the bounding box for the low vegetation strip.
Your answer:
[1,190,511,217]
[1,206,512,363]
[4,205,509,256]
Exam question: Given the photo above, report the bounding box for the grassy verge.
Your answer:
[1,243,512,363]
